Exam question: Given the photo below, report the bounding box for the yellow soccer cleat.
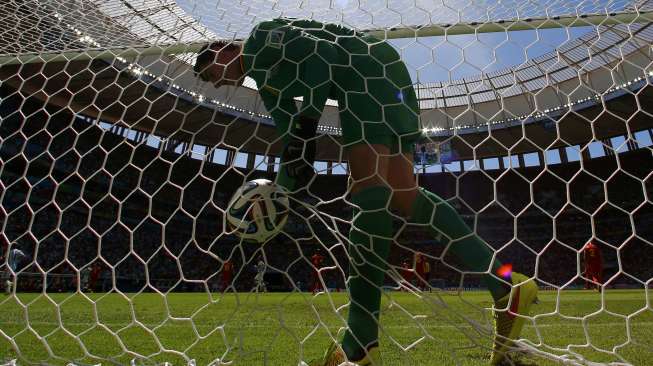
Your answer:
[490,272,539,365]
[309,342,382,366]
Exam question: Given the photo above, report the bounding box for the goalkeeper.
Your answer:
[195,18,538,366]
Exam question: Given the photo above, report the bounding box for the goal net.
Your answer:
[1,0,652,365]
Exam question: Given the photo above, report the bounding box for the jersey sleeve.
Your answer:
[244,19,337,136]
[244,20,338,192]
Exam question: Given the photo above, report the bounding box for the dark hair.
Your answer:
[193,41,240,77]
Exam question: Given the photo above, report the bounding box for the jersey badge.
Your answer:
[267,30,284,48]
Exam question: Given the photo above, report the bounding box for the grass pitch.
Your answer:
[0,289,651,365]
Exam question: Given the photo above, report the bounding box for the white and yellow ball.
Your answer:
[225,179,290,243]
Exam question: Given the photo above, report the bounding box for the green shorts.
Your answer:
[332,41,422,154]
[336,82,421,154]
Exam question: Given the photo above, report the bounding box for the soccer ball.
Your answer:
[226,179,290,243]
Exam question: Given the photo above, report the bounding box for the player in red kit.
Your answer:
[583,242,603,292]
[89,262,102,293]
[221,259,234,292]
[311,250,325,293]
[400,259,414,290]
[415,253,431,291]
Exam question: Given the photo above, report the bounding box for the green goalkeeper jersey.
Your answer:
[242,18,421,189]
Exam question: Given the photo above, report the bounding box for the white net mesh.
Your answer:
[1,0,653,365]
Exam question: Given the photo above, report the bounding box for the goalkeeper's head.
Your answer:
[194,41,244,87]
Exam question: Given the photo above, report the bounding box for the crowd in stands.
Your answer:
[2,87,652,294]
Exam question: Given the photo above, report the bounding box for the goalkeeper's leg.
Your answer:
[311,144,392,366]
[387,152,511,302]
[313,145,537,365]
[387,151,538,364]
[340,184,392,363]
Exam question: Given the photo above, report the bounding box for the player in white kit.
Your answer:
[254,259,267,293]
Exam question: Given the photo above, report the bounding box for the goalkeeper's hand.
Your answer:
[281,138,315,185]
[277,116,318,193]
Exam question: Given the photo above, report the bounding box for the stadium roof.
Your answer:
[15,0,641,50]
[1,0,652,160]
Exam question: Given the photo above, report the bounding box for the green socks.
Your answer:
[342,186,393,360]
[410,188,510,301]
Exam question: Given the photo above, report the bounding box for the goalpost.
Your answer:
[1,0,652,365]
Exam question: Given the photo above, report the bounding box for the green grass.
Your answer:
[1,289,652,365]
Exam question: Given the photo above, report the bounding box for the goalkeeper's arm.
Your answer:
[271,40,335,193]
[249,23,337,192]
